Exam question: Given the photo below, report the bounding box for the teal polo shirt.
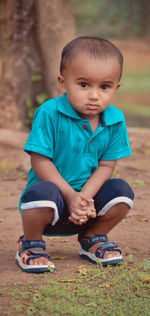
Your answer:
[23,93,132,192]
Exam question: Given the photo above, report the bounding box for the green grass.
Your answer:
[1,259,150,316]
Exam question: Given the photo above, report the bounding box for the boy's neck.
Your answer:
[87,114,100,133]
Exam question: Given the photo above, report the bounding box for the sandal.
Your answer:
[15,236,56,273]
[78,233,123,266]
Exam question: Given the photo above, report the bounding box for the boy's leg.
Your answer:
[22,207,54,241]
[21,207,54,266]
[84,202,130,259]
[79,178,134,262]
[18,181,66,267]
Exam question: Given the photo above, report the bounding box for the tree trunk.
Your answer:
[0,0,75,130]
[36,0,75,98]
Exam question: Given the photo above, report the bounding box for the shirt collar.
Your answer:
[102,105,124,126]
[57,93,82,120]
[57,93,124,126]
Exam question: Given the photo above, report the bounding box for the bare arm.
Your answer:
[31,152,75,201]
[81,160,117,198]
[31,152,95,224]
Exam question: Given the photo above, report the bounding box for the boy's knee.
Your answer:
[22,181,61,202]
[20,181,64,226]
[109,178,134,200]
[96,178,134,217]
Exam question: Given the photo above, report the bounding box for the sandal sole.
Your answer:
[16,251,56,273]
[79,249,123,266]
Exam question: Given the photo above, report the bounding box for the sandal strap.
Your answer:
[21,249,51,265]
[98,242,117,251]
[78,233,108,251]
[18,235,46,252]
[96,243,122,259]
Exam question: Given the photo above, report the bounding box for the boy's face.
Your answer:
[58,54,121,120]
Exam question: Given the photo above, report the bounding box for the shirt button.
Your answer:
[82,124,87,129]
[90,139,93,143]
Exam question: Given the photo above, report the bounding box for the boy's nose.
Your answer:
[88,89,99,100]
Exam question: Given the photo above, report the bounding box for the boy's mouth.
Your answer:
[86,104,99,110]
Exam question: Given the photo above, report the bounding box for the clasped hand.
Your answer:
[67,191,96,225]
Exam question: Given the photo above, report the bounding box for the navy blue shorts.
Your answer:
[20,179,134,235]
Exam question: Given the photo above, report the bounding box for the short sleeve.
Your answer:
[24,108,55,159]
[101,119,132,161]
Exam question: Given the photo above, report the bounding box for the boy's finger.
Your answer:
[74,208,88,216]
[87,209,96,217]
[69,216,86,225]
[78,218,88,224]
[85,207,95,213]
[80,200,88,207]
[89,212,97,218]
[88,200,95,207]
[69,211,87,221]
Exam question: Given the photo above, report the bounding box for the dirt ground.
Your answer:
[0,127,150,288]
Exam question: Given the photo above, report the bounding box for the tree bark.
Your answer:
[0,0,75,130]
[36,0,75,98]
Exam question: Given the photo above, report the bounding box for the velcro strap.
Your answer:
[22,239,46,252]
[25,250,51,265]
[78,233,108,251]
[89,235,108,245]
[28,249,46,255]
[98,242,117,251]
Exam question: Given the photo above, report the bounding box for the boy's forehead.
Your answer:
[65,54,121,80]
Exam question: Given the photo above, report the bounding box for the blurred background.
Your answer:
[0,0,150,130]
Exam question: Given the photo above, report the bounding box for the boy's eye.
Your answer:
[101,85,109,90]
[80,82,87,88]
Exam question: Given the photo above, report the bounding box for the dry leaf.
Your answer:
[113,168,119,176]
[142,278,150,284]
[85,303,98,307]
[48,236,61,240]
[0,160,10,170]
[28,306,33,311]
[103,283,111,288]
[131,180,146,187]
[137,217,148,222]
[138,273,150,283]
[19,174,27,180]
[48,237,68,242]
[51,255,69,260]
[0,192,11,197]
[60,279,76,283]
[34,292,41,298]
[77,265,89,275]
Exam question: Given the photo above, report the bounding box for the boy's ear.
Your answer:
[58,75,66,93]
[113,82,121,99]
[116,82,121,89]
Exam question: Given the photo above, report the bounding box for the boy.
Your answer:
[16,36,134,273]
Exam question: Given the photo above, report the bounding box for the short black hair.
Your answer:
[60,36,123,78]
